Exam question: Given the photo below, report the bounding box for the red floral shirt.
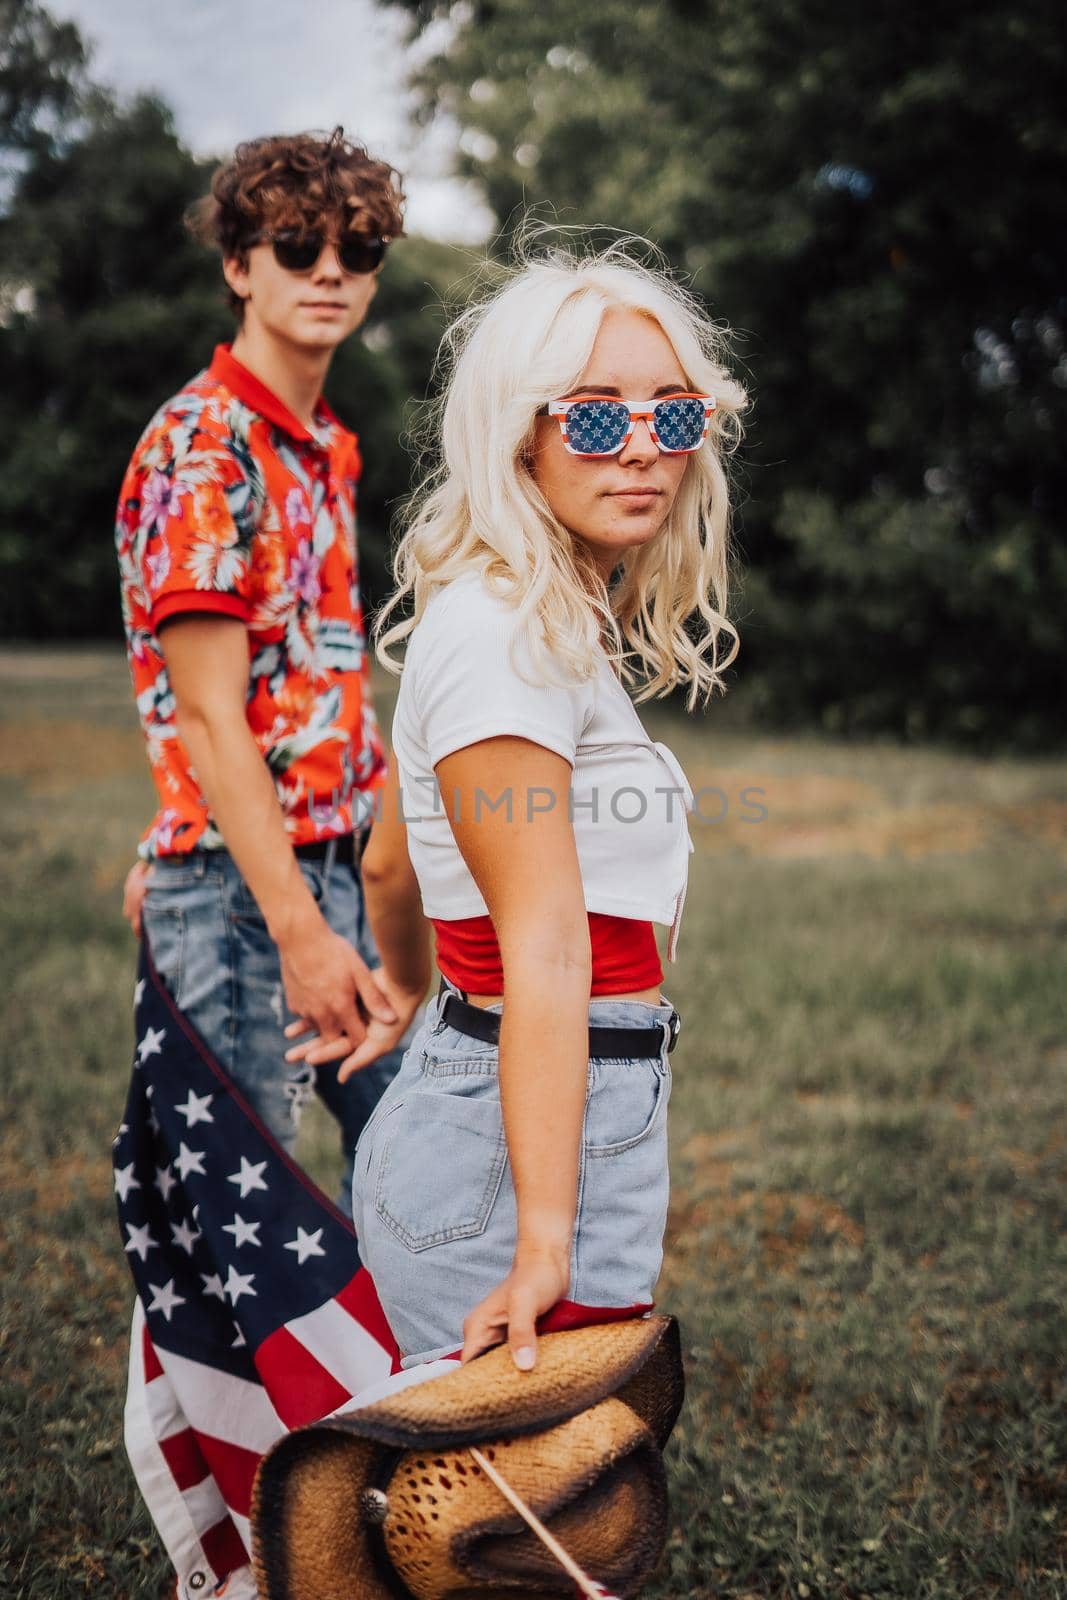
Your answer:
[115,344,387,859]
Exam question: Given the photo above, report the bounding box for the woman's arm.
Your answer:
[434,734,592,1370]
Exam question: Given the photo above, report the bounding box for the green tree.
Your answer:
[392,0,1067,745]
[0,90,229,638]
[0,0,88,156]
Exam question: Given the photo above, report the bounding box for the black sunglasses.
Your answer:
[248,228,388,276]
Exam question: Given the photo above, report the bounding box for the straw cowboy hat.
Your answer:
[251,1314,684,1600]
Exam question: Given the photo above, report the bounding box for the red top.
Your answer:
[432,913,664,995]
[115,344,386,859]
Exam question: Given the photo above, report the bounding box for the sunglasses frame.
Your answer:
[544,393,717,457]
[247,228,389,277]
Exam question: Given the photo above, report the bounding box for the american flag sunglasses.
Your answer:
[542,393,717,457]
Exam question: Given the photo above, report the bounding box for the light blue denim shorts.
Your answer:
[352,979,677,1365]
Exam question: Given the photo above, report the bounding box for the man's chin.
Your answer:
[281,322,354,356]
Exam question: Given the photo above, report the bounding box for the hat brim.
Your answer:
[252,1425,400,1600]
[334,1313,683,1452]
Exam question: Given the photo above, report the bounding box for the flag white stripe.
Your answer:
[181,1475,236,1553]
[229,1509,253,1556]
[330,1357,461,1417]
[284,1296,394,1393]
[150,1342,287,1453]
[144,1351,199,1446]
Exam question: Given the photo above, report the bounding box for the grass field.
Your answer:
[1,646,1065,1599]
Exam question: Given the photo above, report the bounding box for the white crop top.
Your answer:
[390,571,695,960]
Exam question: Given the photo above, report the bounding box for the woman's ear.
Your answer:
[518,424,541,475]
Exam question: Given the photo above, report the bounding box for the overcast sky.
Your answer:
[47,0,494,241]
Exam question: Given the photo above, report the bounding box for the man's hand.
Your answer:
[459,1242,571,1371]
[278,918,397,1054]
[284,965,422,1080]
[123,860,150,936]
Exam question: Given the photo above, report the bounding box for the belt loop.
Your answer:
[660,1010,681,1059]
[356,818,373,866]
[432,977,450,1033]
[320,835,339,913]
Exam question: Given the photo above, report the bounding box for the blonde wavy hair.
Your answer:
[376,241,748,708]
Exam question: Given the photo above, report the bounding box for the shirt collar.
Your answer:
[208,344,350,462]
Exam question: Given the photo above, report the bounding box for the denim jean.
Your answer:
[351,978,677,1364]
[141,844,415,1216]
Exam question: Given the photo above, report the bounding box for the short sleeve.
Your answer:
[413,586,592,770]
[129,421,256,631]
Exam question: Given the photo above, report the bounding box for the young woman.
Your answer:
[285,246,746,1373]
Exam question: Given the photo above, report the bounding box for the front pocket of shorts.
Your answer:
[420,1037,500,1074]
[584,1060,671,1157]
[374,1094,507,1251]
[229,864,325,925]
[146,863,201,890]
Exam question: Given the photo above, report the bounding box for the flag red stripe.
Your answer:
[158,1427,210,1493]
[142,1320,164,1383]
[540,1300,653,1334]
[200,1514,249,1579]
[254,1325,351,1428]
[431,1302,655,1363]
[194,1432,261,1519]
[335,1267,399,1355]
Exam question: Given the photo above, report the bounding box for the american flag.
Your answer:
[113,943,406,1595]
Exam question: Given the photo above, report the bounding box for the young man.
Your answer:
[114,128,434,1600]
[116,126,424,1213]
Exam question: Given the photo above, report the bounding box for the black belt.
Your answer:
[436,981,681,1059]
[293,832,358,866]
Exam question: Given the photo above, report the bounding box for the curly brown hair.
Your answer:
[186,126,406,317]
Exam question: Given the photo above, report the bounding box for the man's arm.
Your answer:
[357,759,433,998]
[158,615,396,1043]
[285,755,433,1077]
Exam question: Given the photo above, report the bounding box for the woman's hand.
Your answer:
[123,860,150,936]
[460,1241,571,1370]
[283,965,424,1081]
